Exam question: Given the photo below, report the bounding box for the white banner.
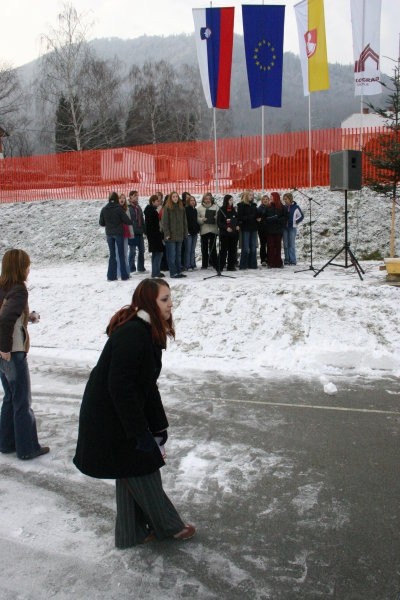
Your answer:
[294,0,309,96]
[351,0,382,96]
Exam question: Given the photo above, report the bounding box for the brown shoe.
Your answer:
[173,524,196,540]
[142,533,156,544]
[19,446,50,460]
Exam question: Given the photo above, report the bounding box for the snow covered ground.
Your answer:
[1,185,398,380]
[0,188,399,599]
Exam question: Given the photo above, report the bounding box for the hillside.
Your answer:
[15,33,384,145]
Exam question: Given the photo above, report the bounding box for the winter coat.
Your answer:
[237,201,259,232]
[285,202,304,229]
[217,206,239,237]
[144,204,164,253]
[99,201,132,236]
[197,202,218,235]
[128,204,146,235]
[161,205,188,242]
[258,204,287,235]
[185,205,200,236]
[73,314,168,479]
[0,283,30,353]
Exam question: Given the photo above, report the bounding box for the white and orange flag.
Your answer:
[351,0,382,96]
[294,0,329,96]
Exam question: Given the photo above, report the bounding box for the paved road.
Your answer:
[0,368,399,599]
[161,372,400,600]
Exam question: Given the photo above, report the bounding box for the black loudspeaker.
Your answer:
[330,150,362,191]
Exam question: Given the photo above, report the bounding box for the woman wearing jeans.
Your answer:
[282,192,304,265]
[161,192,188,279]
[237,190,260,270]
[0,249,49,460]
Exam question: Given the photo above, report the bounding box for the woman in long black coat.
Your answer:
[217,194,239,271]
[73,278,195,547]
[144,195,165,277]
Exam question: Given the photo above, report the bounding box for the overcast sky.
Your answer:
[1,0,399,75]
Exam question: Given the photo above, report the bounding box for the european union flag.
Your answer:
[242,5,285,108]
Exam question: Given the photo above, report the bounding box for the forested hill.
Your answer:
[89,34,386,135]
[17,32,384,139]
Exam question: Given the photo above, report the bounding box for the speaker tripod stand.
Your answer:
[313,190,365,281]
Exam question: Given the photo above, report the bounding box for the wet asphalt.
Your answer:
[2,367,399,600]
[158,372,400,600]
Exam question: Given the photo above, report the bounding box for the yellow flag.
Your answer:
[308,0,329,91]
[294,0,329,94]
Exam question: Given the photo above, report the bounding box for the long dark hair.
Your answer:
[107,278,175,347]
[0,249,30,289]
[222,194,233,210]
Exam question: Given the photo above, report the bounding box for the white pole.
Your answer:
[359,0,366,150]
[261,0,265,193]
[209,0,218,194]
[213,107,219,194]
[261,106,265,192]
[308,94,312,188]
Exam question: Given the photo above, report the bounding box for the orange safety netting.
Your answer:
[0,127,387,203]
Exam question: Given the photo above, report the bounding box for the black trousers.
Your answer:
[258,231,267,263]
[115,470,185,548]
[219,234,238,269]
[200,233,218,268]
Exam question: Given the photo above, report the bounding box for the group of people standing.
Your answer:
[99,190,148,281]
[100,189,304,280]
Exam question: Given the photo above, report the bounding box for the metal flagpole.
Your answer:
[359,0,366,150]
[261,106,265,192]
[213,107,219,194]
[261,0,265,193]
[209,0,219,195]
[308,94,312,187]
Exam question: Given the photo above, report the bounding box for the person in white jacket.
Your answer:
[197,193,219,269]
[282,192,304,265]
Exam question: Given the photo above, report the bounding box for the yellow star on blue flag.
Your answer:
[242,5,285,108]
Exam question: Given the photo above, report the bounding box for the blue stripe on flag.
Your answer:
[206,8,221,108]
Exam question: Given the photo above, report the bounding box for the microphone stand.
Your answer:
[203,232,236,280]
[292,188,320,275]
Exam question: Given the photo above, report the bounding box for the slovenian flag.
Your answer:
[294,0,329,96]
[193,7,234,109]
[242,5,285,108]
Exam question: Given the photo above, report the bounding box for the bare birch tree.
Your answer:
[37,2,123,152]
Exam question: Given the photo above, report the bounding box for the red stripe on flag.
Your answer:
[215,7,234,109]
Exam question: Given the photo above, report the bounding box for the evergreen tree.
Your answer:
[55,95,84,152]
[365,61,400,256]
[55,96,75,152]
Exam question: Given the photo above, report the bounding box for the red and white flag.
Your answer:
[351,0,382,96]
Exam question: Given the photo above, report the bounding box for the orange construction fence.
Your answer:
[0,127,387,203]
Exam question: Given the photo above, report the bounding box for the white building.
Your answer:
[341,108,387,149]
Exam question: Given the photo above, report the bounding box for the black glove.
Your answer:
[153,429,168,446]
[135,431,156,453]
